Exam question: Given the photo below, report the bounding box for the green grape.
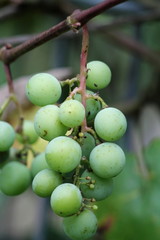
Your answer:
[17,120,39,144]
[50,183,82,217]
[94,107,127,141]
[59,99,85,128]
[31,152,49,177]
[80,169,113,201]
[63,208,98,240]
[86,61,111,90]
[34,105,68,141]
[45,136,82,173]
[0,161,31,196]
[25,73,62,106]
[80,132,96,159]
[0,121,15,151]
[89,143,125,179]
[32,169,62,197]
[74,90,101,123]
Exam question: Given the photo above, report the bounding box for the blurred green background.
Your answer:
[0,0,160,240]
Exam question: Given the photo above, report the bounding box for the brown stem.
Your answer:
[0,0,127,64]
[3,60,23,127]
[79,25,89,108]
[4,64,14,93]
[79,25,89,133]
[1,10,160,47]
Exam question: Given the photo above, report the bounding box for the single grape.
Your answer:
[34,105,68,141]
[0,121,15,151]
[59,99,85,128]
[80,132,96,159]
[94,107,127,141]
[89,143,125,179]
[45,136,82,173]
[32,169,62,197]
[63,208,98,240]
[17,120,39,144]
[86,61,111,90]
[80,169,113,201]
[74,90,101,123]
[25,73,62,106]
[0,161,31,196]
[31,152,49,177]
[50,183,82,217]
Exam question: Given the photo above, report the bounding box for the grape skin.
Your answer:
[0,121,15,152]
[45,136,82,173]
[94,107,127,141]
[89,143,126,179]
[16,120,39,144]
[59,99,85,128]
[74,90,101,123]
[80,132,96,159]
[80,169,113,201]
[63,209,98,240]
[86,61,111,90]
[0,161,31,196]
[34,105,68,141]
[32,169,62,197]
[31,152,50,177]
[50,183,82,217]
[26,73,62,106]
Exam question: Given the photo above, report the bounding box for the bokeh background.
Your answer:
[0,0,160,240]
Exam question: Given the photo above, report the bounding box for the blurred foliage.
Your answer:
[96,148,160,240]
[0,0,160,240]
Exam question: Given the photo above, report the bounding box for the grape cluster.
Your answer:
[0,60,127,240]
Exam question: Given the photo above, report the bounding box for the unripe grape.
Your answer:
[26,73,62,106]
[17,120,39,144]
[34,105,68,141]
[80,169,113,201]
[59,99,85,128]
[63,208,98,240]
[0,161,31,196]
[31,152,49,177]
[32,169,62,197]
[0,121,15,151]
[50,183,82,217]
[81,132,96,158]
[94,107,127,141]
[45,136,82,173]
[74,90,101,123]
[86,61,111,90]
[89,143,125,179]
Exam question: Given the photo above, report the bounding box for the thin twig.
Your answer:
[4,64,14,93]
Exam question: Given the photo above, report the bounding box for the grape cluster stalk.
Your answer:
[0,26,127,240]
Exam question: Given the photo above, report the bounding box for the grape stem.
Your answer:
[3,62,24,131]
[73,164,82,186]
[60,77,78,87]
[86,93,108,108]
[4,63,14,93]
[79,25,89,133]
